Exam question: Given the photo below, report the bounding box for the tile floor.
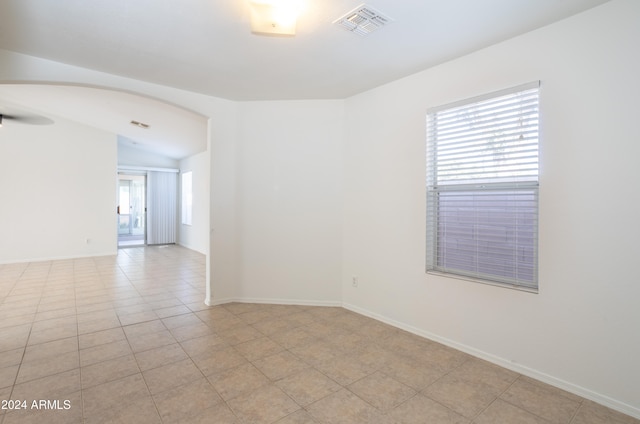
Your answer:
[0,245,638,424]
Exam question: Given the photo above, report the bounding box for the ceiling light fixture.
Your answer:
[249,0,302,36]
[333,4,392,36]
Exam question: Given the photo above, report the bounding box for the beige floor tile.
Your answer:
[474,398,551,424]
[275,409,320,423]
[306,388,393,424]
[448,358,519,391]
[36,299,76,313]
[148,297,185,310]
[306,306,344,320]
[162,313,204,330]
[290,341,339,366]
[76,308,119,324]
[79,327,126,350]
[190,346,248,376]
[153,377,223,423]
[254,350,310,381]
[16,350,79,384]
[122,319,167,337]
[281,311,317,327]
[27,324,78,345]
[163,402,240,424]
[500,376,582,424]
[237,309,278,325]
[135,342,190,371]
[31,315,77,332]
[0,324,32,352]
[11,368,81,401]
[78,316,122,334]
[81,353,140,388]
[180,333,229,357]
[127,328,177,353]
[154,305,192,319]
[0,312,35,329]
[22,336,78,362]
[0,347,24,368]
[275,368,342,406]
[270,327,318,350]
[85,394,161,424]
[203,314,248,332]
[118,309,159,326]
[380,355,444,391]
[414,344,472,374]
[235,336,285,361]
[353,343,397,369]
[82,373,151,418]
[169,321,216,342]
[571,400,640,424]
[34,306,77,322]
[143,358,204,395]
[423,373,502,419]
[227,384,300,424]
[314,354,375,386]
[252,316,300,336]
[0,364,19,389]
[75,301,115,315]
[348,371,416,412]
[388,393,470,424]
[79,339,133,367]
[208,363,270,401]
[217,324,264,345]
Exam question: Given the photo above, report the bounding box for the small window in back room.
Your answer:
[426,81,540,291]
[181,171,193,226]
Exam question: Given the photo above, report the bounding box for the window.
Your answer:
[181,171,193,226]
[426,82,540,291]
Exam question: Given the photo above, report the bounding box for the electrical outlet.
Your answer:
[352,276,358,288]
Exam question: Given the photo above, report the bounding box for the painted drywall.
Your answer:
[342,0,640,416]
[179,151,209,254]
[235,100,344,304]
[0,116,117,263]
[117,138,179,169]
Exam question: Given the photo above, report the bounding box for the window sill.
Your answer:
[426,270,539,294]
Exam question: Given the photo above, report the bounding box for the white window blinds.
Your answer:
[426,82,540,290]
[147,170,178,245]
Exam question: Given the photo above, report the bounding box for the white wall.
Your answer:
[179,151,209,254]
[0,116,117,263]
[342,0,640,417]
[117,138,179,169]
[233,100,344,305]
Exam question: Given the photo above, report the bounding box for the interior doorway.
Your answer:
[118,174,146,247]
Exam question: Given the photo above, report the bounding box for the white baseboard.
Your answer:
[342,302,640,420]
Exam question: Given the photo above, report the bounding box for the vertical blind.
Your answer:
[426,81,540,290]
[147,170,178,245]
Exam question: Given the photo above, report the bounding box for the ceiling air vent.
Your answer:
[333,4,392,36]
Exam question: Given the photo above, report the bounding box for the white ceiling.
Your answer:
[0,0,610,157]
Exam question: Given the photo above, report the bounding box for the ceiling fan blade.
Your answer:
[1,112,54,126]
